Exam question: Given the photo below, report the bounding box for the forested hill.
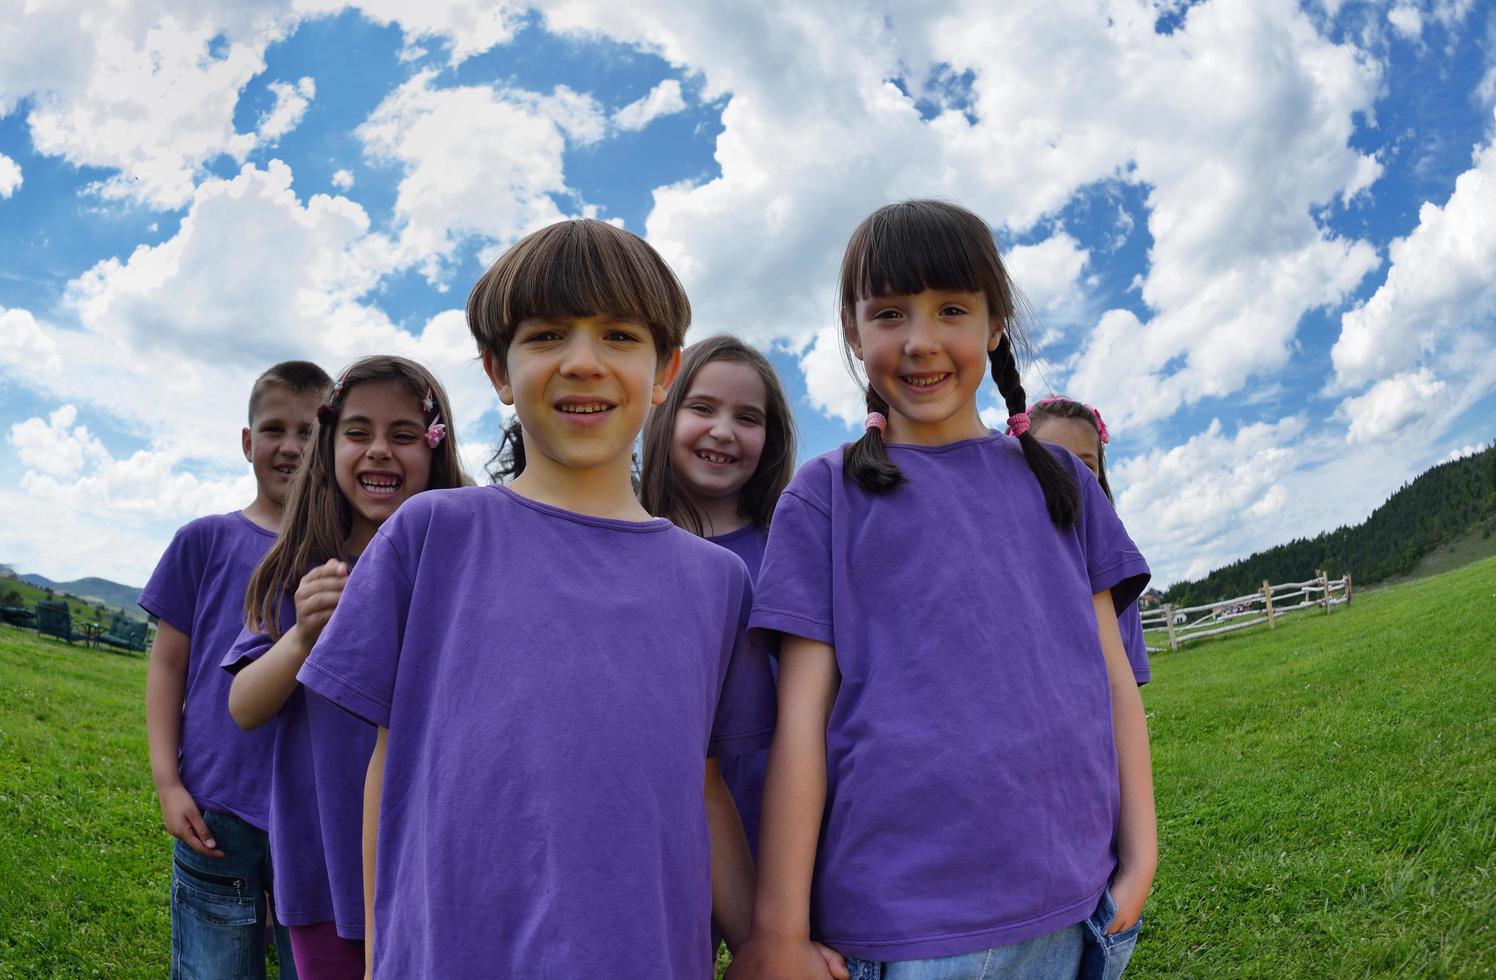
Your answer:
[1162,442,1496,607]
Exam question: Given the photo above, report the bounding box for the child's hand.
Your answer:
[814,942,850,979]
[294,558,349,643]
[157,781,223,858]
[1106,865,1151,934]
[725,937,847,980]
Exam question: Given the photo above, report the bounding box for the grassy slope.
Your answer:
[1,561,1492,977]
[1402,522,1496,583]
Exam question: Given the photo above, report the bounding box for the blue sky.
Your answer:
[2,0,1494,587]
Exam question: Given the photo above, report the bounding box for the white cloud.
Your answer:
[1112,417,1305,583]
[0,402,254,582]
[1388,5,1424,39]
[613,79,687,131]
[1442,443,1483,463]
[1333,108,1496,391]
[0,307,64,377]
[356,71,599,283]
[257,76,316,142]
[0,4,298,209]
[0,153,20,198]
[1337,367,1446,444]
[295,0,527,64]
[2,161,495,467]
[526,85,609,146]
[0,1,527,212]
[331,168,355,190]
[8,405,108,479]
[1005,232,1091,338]
[798,324,866,427]
[542,0,1383,434]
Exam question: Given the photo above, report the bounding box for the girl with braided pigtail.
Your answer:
[730,200,1156,980]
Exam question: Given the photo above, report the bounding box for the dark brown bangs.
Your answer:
[839,200,1014,323]
[467,218,691,362]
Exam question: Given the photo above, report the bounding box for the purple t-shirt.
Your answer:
[711,524,771,862]
[222,592,374,937]
[749,432,1150,962]
[138,512,278,829]
[296,484,777,979]
[1119,601,1150,685]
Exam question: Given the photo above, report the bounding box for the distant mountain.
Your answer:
[15,573,143,611]
[1162,442,1496,607]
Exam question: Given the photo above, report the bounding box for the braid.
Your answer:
[842,387,906,493]
[991,334,1079,528]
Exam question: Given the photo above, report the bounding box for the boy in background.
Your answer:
[141,360,331,978]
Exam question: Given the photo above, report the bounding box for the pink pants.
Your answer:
[288,922,365,980]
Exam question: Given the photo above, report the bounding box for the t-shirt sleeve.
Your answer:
[1072,457,1151,611]
[749,478,835,646]
[709,581,777,758]
[138,522,204,635]
[296,525,413,729]
[221,625,272,675]
[1119,601,1151,686]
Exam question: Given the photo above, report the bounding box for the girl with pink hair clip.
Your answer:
[1027,396,1152,687]
[221,356,464,979]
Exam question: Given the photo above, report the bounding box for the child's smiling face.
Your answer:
[847,288,1000,445]
[244,385,323,506]
[488,314,677,476]
[332,378,432,545]
[668,359,768,506]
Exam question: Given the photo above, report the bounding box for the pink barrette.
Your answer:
[1006,412,1031,437]
[865,412,887,434]
[422,385,435,414]
[425,420,446,448]
[1091,407,1110,445]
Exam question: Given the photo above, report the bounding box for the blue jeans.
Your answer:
[170,808,298,979]
[1078,888,1141,980]
[846,923,1083,979]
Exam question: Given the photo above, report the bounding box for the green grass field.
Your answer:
[2,560,1493,977]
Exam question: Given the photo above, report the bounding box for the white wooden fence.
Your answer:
[1140,570,1352,652]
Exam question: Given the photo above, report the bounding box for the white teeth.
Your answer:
[904,374,948,388]
[558,403,611,414]
[359,476,400,494]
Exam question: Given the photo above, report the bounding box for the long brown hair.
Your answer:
[638,335,797,535]
[244,356,467,639]
[836,199,1079,528]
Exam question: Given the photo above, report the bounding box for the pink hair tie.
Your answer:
[1006,413,1031,437]
[865,412,888,434]
[425,419,446,448]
